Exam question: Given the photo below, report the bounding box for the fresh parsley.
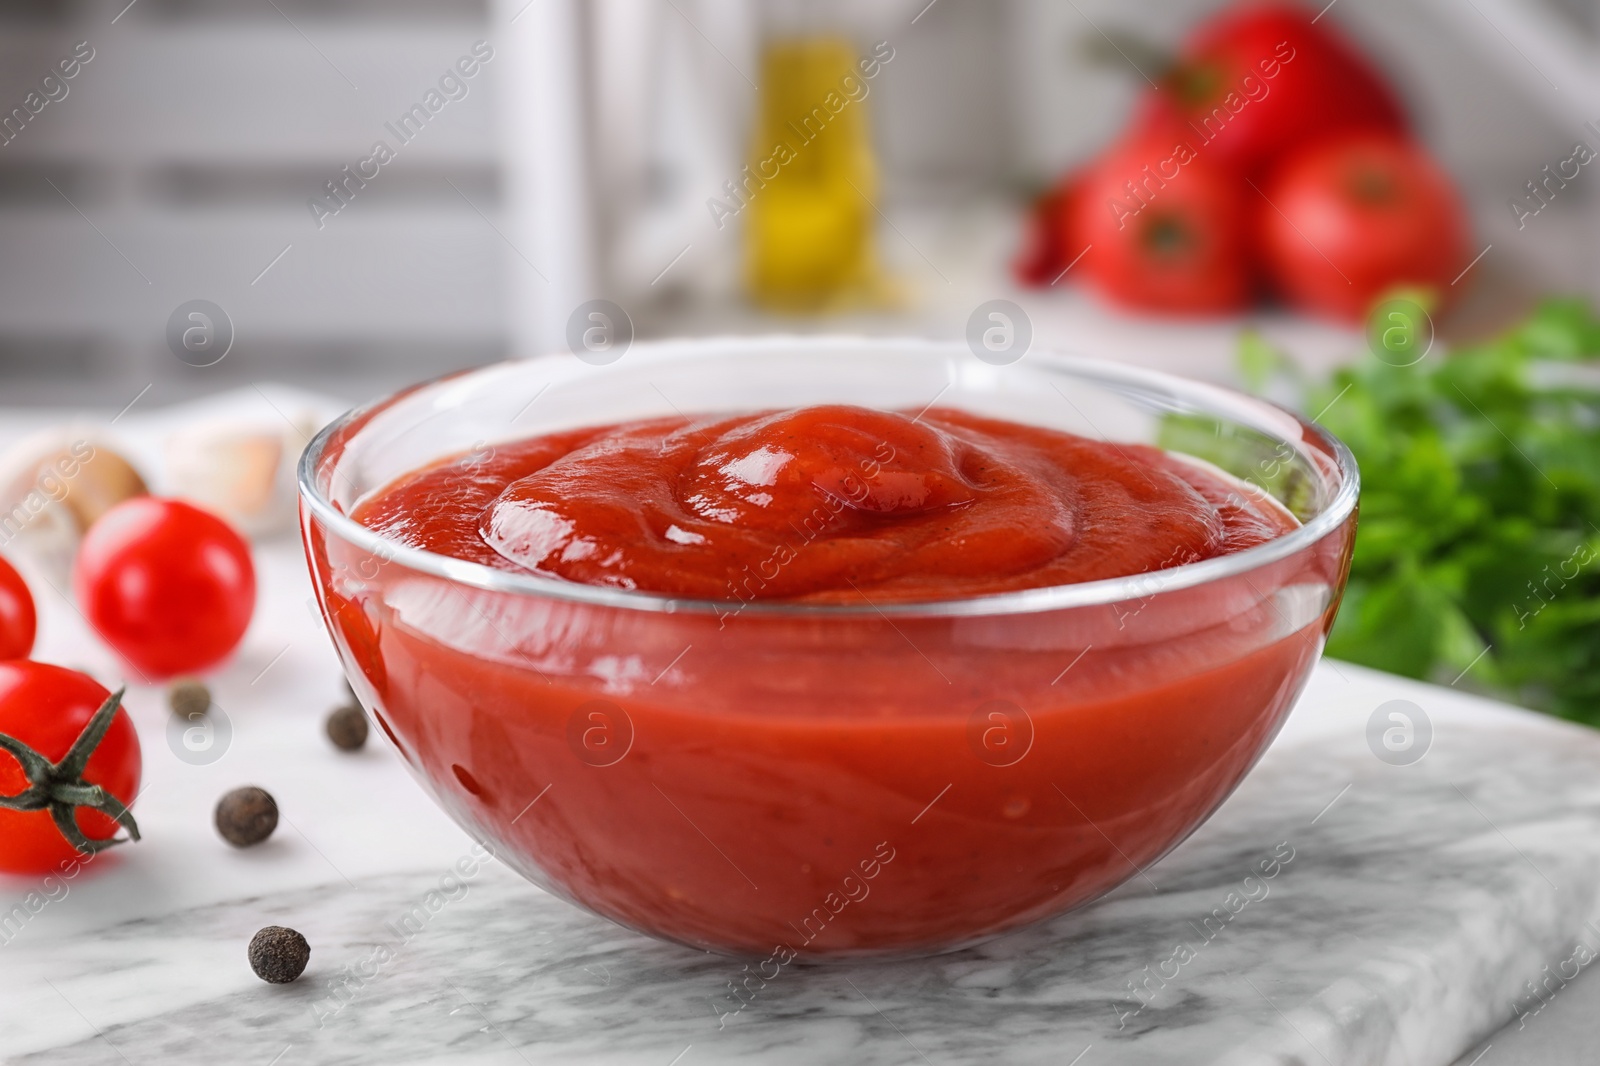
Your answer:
[1248,300,1600,720]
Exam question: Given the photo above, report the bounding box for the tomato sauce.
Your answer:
[323,404,1335,957]
[356,405,1294,601]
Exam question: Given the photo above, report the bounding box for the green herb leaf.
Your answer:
[1175,299,1600,722]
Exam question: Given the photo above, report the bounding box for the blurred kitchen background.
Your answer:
[0,0,1595,403]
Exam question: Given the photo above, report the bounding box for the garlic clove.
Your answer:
[165,420,294,535]
[0,430,149,584]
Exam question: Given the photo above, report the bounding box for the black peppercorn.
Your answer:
[215,786,278,847]
[325,704,369,752]
[169,679,211,719]
[248,925,310,983]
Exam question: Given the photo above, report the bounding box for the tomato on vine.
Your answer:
[0,662,141,874]
[76,498,256,679]
[0,554,36,661]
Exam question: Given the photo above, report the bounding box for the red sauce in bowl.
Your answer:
[356,405,1294,601]
[323,404,1335,958]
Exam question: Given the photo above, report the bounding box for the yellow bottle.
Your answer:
[745,36,891,312]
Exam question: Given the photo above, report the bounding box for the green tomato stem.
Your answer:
[0,688,141,855]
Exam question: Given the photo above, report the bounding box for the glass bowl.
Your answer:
[298,336,1358,959]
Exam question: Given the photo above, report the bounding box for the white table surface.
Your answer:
[1,388,1598,1065]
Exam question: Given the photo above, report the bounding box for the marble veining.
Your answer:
[8,721,1600,1066]
[3,399,1598,1066]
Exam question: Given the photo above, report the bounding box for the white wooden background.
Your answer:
[0,0,1594,405]
[0,0,502,404]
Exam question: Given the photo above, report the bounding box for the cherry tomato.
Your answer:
[76,498,256,679]
[1069,128,1253,315]
[1257,131,1468,322]
[0,554,35,661]
[1134,1,1406,179]
[1012,173,1084,286]
[0,662,141,874]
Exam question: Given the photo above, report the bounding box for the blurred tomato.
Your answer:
[1013,175,1083,286]
[0,554,35,661]
[1258,131,1467,322]
[1136,1,1406,178]
[1068,129,1252,314]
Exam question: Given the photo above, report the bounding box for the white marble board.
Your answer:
[2,390,1598,1066]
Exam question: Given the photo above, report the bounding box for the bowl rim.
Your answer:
[297,335,1360,619]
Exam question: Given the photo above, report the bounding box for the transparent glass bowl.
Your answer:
[298,337,1358,959]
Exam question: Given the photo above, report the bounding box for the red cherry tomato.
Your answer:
[0,662,141,874]
[1013,173,1085,287]
[1134,1,1406,179]
[1257,131,1468,322]
[0,554,35,661]
[76,498,256,679]
[1069,128,1253,315]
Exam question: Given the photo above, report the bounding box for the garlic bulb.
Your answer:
[0,430,149,583]
[164,413,319,535]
